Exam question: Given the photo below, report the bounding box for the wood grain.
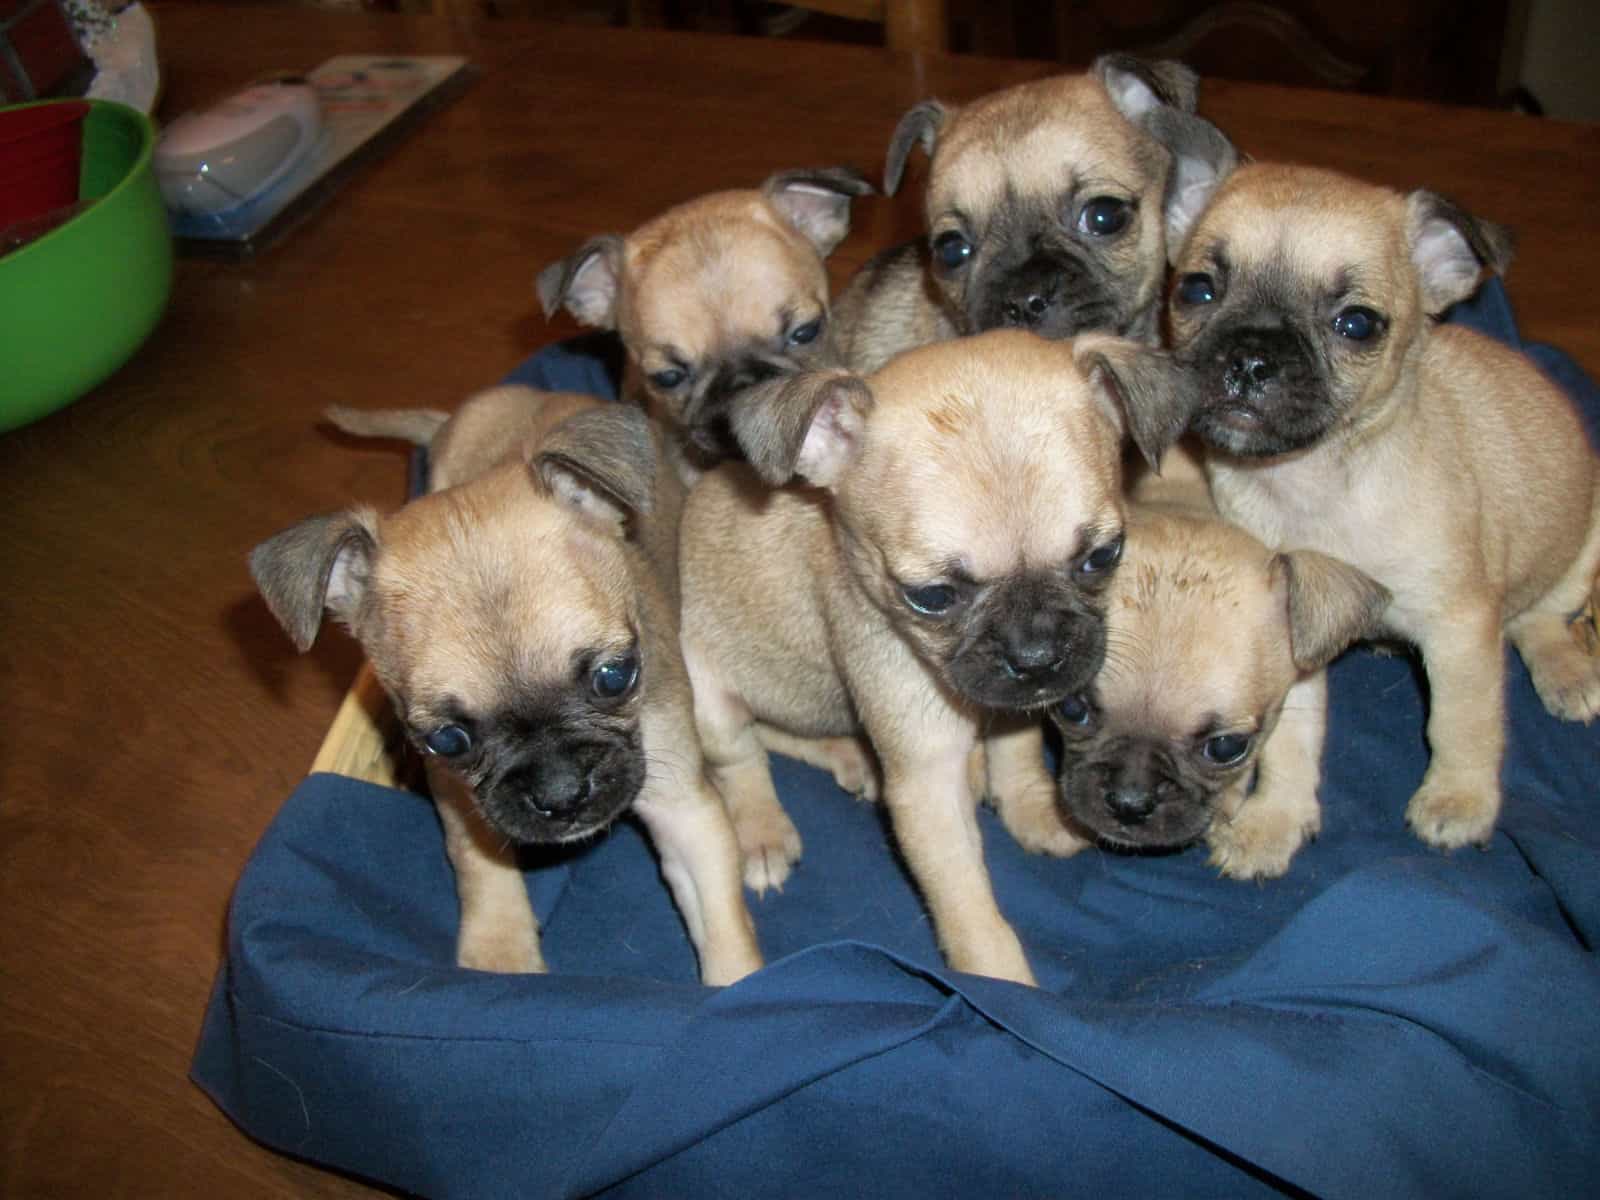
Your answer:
[1,4,1595,1194]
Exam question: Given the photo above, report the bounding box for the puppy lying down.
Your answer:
[1051,464,1389,878]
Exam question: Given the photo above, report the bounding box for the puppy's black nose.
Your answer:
[1001,640,1064,680]
[1224,351,1277,394]
[1105,786,1157,825]
[531,775,592,819]
[506,757,596,821]
[1002,290,1054,327]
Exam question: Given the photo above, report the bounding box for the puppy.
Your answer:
[537,167,873,474]
[831,55,1220,374]
[679,329,1193,985]
[249,386,763,985]
[1051,468,1389,878]
[1157,122,1600,852]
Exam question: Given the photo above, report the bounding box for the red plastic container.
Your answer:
[0,99,88,229]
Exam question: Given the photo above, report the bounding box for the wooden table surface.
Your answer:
[2,3,1596,1194]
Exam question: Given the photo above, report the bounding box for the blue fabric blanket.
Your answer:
[194,280,1600,1198]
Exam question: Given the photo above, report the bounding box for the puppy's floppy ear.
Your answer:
[1094,54,1200,118]
[730,369,875,488]
[1271,550,1390,673]
[1074,335,1200,472]
[536,234,626,328]
[763,167,876,257]
[884,100,948,196]
[1149,107,1240,263]
[250,509,380,652]
[532,403,655,530]
[1405,191,1516,315]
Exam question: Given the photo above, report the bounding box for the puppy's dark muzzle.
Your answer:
[514,755,599,820]
[956,612,1106,711]
[1001,643,1066,682]
[481,744,643,844]
[976,249,1114,339]
[685,357,792,462]
[1101,777,1188,829]
[1204,326,1300,402]
[1059,751,1211,851]
[998,263,1061,330]
[1188,325,1331,457]
[1223,348,1279,401]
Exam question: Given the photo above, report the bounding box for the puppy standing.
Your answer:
[680,330,1191,985]
[250,386,763,984]
[1051,465,1389,879]
[832,55,1219,374]
[538,168,873,476]
[1158,119,1600,855]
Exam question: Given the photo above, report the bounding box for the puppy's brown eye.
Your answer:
[1201,732,1251,766]
[423,724,472,757]
[1078,196,1131,237]
[1058,694,1093,727]
[788,317,823,346]
[902,583,957,616]
[932,231,972,271]
[649,367,687,390]
[1078,533,1125,576]
[1177,273,1216,305]
[1333,306,1381,341]
[591,652,640,700]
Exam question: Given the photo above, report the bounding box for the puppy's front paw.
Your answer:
[1207,793,1321,881]
[1522,633,1600,722]
[733,804,804,894]
[996,781,1091,858]
[1406,777,1498,848]
[456,927,546,974]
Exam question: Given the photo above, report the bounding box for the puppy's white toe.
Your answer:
[1406,779,1498,848]
[735,812,804,895]
[1207,798,1320,881]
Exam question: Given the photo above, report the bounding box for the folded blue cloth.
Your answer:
[194,280,1600,1197]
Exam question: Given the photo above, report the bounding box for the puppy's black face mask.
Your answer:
[1054,736,1217,850]
[1049,698,1259,851]
[930,187,1158,344]
[680,353,792,464]
[407,646,648,845]
[646,320,835,469]
[1166,255,1392,459]
[947,572,1110,710]
[888,536,1123,712]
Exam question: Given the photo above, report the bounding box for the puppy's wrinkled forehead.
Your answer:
[371,471,634,709]
[621,192,828,359]
[1189,166,1412,300]
[930,76,1159,219]
[856,332,1124,577]
[1099,520,1293,733]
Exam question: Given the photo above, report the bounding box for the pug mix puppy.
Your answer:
[1051,469,1389,878]
[1158,119,1600,852]
[680,329,1193,985]
[538,167,873,475]
[830,55,1219,374]
[250,386,763,985]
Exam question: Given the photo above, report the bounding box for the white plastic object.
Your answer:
[154,77,321,216]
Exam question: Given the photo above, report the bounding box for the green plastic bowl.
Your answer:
[0,99,173,434]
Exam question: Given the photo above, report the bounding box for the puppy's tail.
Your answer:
[326,404,450,446]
